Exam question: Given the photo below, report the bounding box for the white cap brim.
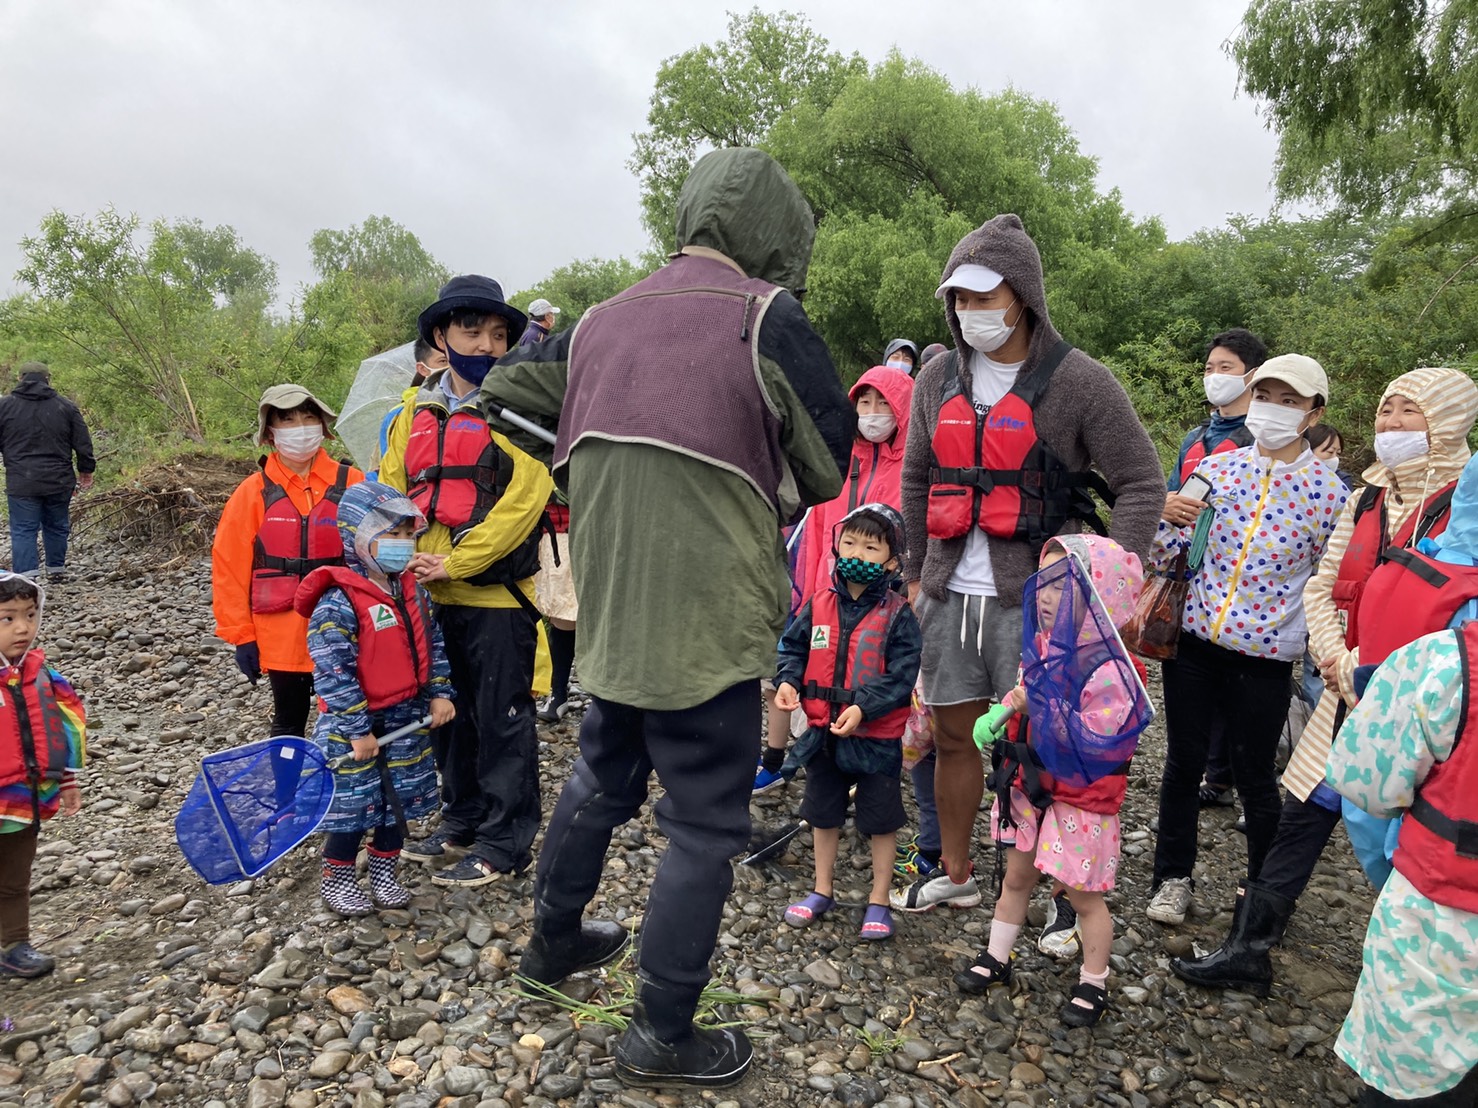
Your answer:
[935,263,1005,299]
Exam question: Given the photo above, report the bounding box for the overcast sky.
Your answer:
[1,0,1288,311]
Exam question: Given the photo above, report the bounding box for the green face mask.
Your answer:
[837,556,887,585]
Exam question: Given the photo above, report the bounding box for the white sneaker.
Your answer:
[889,872,983,913]
[1147,877,1194,925]
[1036,890,1081,960]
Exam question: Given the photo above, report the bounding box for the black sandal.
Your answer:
[953,949,1014,995]
[1060,982,1108,1027]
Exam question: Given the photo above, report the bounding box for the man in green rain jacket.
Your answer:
[480,147,853,1088]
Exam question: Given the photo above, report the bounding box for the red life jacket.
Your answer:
[1357,548,1478,669]
[402,399,511,539]
[800,587,912,740]
[0,652,74,826]
[1331,483,1456,649]
[996,652,1148,816]
[294,567,433,711]
[1393,621,1478,913]
[926,344,1114,551]
[250,462,351,615]
[1177,421,1254,485]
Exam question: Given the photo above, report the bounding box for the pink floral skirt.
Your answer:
[989,786,1121,892]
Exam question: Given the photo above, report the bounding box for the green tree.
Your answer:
[11,209,277,440]
[1233,0,1478,218]
[296,216,449,396]
[629,8,864,249]
[511,256,658,331]
[763,53,1165,374]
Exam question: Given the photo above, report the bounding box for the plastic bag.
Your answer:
[901,678,934,769]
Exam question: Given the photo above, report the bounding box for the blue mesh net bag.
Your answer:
[1019,548,1153,788]
[175,737,334,884]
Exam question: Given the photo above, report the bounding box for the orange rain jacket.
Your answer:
[212,450,366,674]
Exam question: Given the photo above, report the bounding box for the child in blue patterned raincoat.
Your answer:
[294,481,455,916]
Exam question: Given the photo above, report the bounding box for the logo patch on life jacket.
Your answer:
[986,412,1027,430]
[811,625,831,650]
[367,604,399,632]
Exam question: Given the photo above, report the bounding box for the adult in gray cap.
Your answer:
[519,298,561,347]
[0,363,95,582]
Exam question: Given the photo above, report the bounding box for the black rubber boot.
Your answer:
[519,919,631,986]
[1170,882,1295,996]
[614,1003,754,1089]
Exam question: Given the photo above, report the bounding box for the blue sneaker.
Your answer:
[752,764,786,795]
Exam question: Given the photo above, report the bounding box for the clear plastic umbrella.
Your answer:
[336,342,416,471]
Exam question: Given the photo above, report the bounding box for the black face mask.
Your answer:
[443,338,496,386]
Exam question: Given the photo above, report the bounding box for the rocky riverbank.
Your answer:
[5,541,1375,1107]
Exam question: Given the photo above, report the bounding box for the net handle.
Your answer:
[327,714,434,769]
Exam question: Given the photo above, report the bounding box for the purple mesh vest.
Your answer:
[555,252,787,510]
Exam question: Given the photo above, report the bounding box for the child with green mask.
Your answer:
[773,505,922,941]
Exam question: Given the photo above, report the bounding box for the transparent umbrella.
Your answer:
[336,342,416,472]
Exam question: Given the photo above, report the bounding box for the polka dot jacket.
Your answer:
[1148,445,1349,660]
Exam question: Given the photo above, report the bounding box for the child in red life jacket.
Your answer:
[956,535,1149,1029]
[0,573,85,977]
[773,505,922,942]
[293,483,455,917]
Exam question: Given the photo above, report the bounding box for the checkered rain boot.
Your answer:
[321,858,373,917]
[367,848,412,909]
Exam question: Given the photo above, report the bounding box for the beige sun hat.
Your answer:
[256,384,337,445]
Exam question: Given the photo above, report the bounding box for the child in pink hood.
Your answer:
[757,367,914,788]
[956,534,1150,1029]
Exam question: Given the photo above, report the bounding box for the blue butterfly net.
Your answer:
[175,737,334,884]
[1019,553,1153,788]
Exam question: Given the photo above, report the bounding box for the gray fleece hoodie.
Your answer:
[900,214,1163,606]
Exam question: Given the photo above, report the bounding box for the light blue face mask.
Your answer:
[374,538,416,574]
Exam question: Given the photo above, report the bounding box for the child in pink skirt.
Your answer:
[955,534,1148,1028]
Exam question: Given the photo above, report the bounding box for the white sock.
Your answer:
[1073,965,1109,1008]
[986,920,1021,964]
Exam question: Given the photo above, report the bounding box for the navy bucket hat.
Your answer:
[417,275,529,348]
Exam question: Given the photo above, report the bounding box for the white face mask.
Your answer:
[884,358,912,372]
[958,304,1017,354]
[273,424,325,463]
[1374,429,1430,469]
[1243,400,1309,451]
[857,413,897,443]
[1204,371,1250,408]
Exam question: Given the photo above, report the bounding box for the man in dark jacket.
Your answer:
[0,364,95,581]
[480,147,853,1089]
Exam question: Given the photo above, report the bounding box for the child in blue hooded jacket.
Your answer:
[294,481,455,916]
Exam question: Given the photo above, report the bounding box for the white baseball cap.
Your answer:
[935,263,1006,299]
[528,298,561,317]
[1249,353,1329,401]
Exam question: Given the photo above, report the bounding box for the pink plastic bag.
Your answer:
[901,678,934,769]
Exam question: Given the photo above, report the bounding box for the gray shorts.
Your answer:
[916,590,1023,708]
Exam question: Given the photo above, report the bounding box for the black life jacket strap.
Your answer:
[13,682,43,830]
[1410,795,1478,861]
[257,553,341,577]
[801,680,859,707]
[1383,546,1453,589]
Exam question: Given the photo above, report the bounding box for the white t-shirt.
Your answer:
[946,353,1025,597]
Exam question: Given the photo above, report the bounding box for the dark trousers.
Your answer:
[8,493,72,576]
[548,625,576,703]
[533,680,757,1038]
[1360,1064,1478,1106]
[1155,633,1293,886]
[433,604,539,871]
[1256,791,1342,901]
[268,670,314,737]
[0,823,39,945]
[324,825,403,863]
[1204,718,1232,789]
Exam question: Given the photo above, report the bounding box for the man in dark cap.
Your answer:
[379,277,554,888]
[481,147,853,1088]
[0,363,95,582]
